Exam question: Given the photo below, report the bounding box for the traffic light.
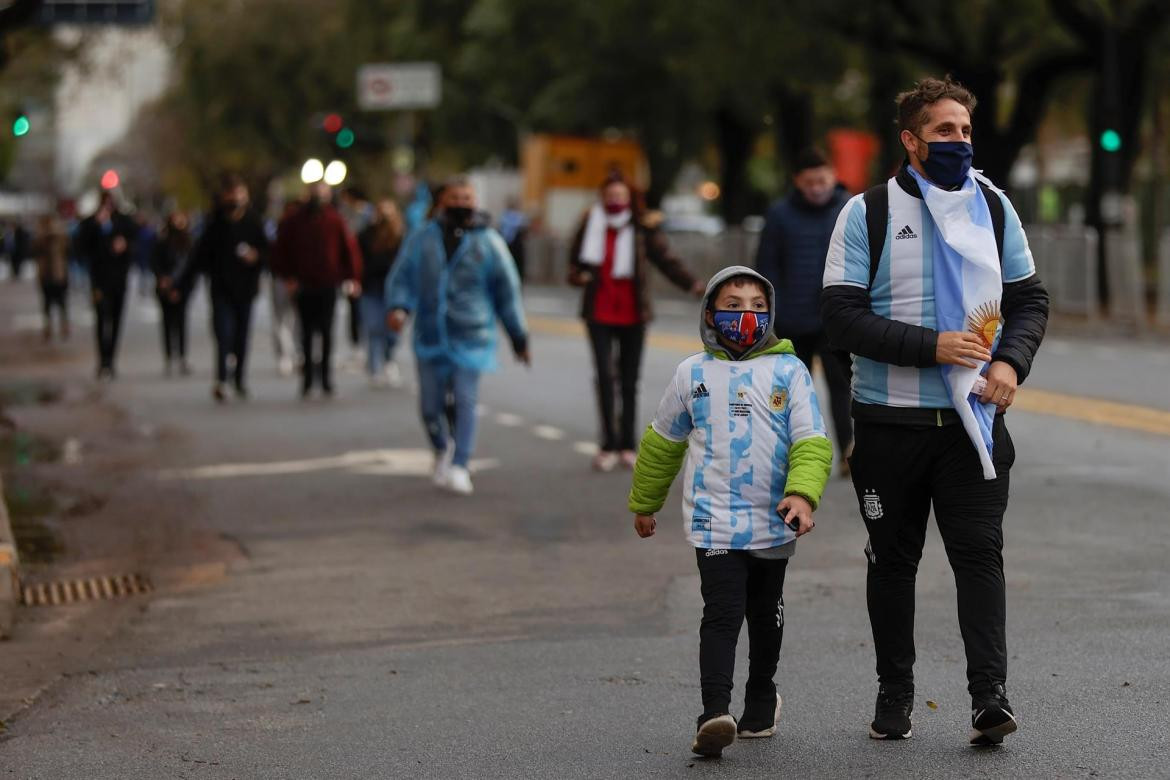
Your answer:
[335,127,355,149]
[322,113,343,134]
[100,169,120,190]
[12,114,29,137]
[1099,129,1121,153]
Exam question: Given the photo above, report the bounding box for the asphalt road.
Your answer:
[1,279,1168,778]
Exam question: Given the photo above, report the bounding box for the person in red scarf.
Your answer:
[568,171,704,471]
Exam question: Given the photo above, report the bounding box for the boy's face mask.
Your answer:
[712,310,769,350]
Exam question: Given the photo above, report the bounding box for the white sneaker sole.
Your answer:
[970,712,1017,746]
[738,694,782,739]
[869,725,912,740]
[691,715,736,757]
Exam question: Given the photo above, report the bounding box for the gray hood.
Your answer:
[699,265,780,360]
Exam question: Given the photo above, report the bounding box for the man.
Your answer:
[77,191,137,380]
[178,174,269,401]
[338,187,375,367]
[821,76,1048,746]
[385,177,529,496]
[271,182,362,398]
[756,147,853,473]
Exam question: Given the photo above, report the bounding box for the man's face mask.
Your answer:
[712,310,769,350]
[445,206,473,225]
[916,137,973,188]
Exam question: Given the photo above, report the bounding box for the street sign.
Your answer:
[357,63,441,111]
[38,0,154,25]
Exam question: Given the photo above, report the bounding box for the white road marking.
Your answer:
[573,441,600,456]
[157,448,497,480]
[532,424,565,441]
[494,412,524,427]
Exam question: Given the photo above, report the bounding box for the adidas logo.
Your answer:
[692,383,709,399]
[895,224,918,240]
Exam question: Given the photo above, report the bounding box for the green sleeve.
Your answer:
[784,436,833,510]
[628,426,688,515]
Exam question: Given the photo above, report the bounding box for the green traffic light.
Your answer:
[336,127,355,149]
[12,115,30,137]
[1100,129,1121,153]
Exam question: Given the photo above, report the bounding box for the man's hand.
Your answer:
[515,348,531,367]
[979,360,1018,410]
[634,514,657,538]
[284,279,299,295]
[158,276,172,290]
[777,495,815,537]
[936,331,992,369]
[341,280,361,298]
[111,236,127,255]
[570,269,593,286]
[168,289,181,303]
[386,309,408,333]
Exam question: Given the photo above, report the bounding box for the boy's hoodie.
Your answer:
[629,266,833,554]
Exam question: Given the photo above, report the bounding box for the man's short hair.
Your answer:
[895,75,977,134]
[443,175,472,191]
[793,147,830,174]
[219,172,246,192]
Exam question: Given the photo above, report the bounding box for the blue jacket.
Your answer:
[755,185,849,336]
[384,215,528,372]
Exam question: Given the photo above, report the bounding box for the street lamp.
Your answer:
[323,160,347,186]
[300,158,324,184]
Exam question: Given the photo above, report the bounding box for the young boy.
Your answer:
[628,266,833,757]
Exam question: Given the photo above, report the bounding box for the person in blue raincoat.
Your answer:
[385,176,530,497]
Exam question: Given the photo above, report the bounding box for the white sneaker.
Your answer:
[432,446,454,487]
[277,356,295,377]
[592,451,619,472]
[384,360,404,388]
[446,465,473,495]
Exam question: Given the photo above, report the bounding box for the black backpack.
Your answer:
[861,181,1006,288]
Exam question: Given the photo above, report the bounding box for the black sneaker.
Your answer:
[970,683,1017,746]
[691,713,736,757]
[869,685,913,739]
[738,693,782,738]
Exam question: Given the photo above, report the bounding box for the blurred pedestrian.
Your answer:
[567,170,704,472]
[357,198,405,387]
[7,221,30,281]
[339,187,375,368]
[132,212,157,297]
[385,176,529,496]
[32,213,70,341]
[271,181,363,399]
[821,76,1049,745]
[78,191,137,380]
[756,147,854,475]
[151,210,194,376]
[498,196,529,282]
[178,174,268,402]
[269,202,299,377]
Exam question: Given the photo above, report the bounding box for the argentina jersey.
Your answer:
[650,351,828,551]
[822,177,1036,408]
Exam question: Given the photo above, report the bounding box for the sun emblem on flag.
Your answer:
[967,301,1002,349]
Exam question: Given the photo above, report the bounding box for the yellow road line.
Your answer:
[527,315,1170,437]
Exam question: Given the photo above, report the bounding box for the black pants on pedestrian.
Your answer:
[158,294,188,363]
[212,294,253,388]
[41,281,68,333]
[295,287,337,392]
[347,295,361,347]
[586,322,645,452]
[93,286,126,374]
[695,548,788,718]
[790,331,853,457]
[849,415,1015,695]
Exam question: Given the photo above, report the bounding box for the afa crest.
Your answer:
[770,388,788,412]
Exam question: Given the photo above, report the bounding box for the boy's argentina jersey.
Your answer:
[651,352,828,550]
[822,178,1037,408]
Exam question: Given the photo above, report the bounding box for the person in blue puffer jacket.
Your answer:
[385,176,530,496]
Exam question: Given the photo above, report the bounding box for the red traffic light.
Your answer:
[100,169,120,190]
[323,113,343,134]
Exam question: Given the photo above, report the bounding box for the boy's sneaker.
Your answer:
[969,683,1017,746]
[738,693,782,738]
[432,446,454,487]
[446,465,473,496]
[691,713,737,757]
[869,685,914,740]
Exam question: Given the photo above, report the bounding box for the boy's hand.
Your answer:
[634,514,656,538]
[777,495,815,537]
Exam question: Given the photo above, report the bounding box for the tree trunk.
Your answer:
[715,106,754,224]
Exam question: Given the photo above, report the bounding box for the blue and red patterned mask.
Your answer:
[712,310,769,350]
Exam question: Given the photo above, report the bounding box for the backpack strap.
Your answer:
[977,181,1006,263]
[862,184,888,288]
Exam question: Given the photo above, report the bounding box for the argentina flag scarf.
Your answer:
[909,167,1002,480]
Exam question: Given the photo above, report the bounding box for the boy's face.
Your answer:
[705,278,770,350]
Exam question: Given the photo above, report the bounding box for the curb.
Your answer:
[0,472,19,638]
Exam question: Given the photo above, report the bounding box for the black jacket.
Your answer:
[78,212,137,294]
[182,208,268,302]
[358,224,401,294]
[821,168,1049,405]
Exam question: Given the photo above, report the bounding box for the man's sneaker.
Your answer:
[384,360,404,388]
[738,694,782,738]
[446,465,473,495]
[691,713,736,757]
[869,685,914,740]
[592,451,618,472]
[432,446,454,487]
[970,683,1017,746]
